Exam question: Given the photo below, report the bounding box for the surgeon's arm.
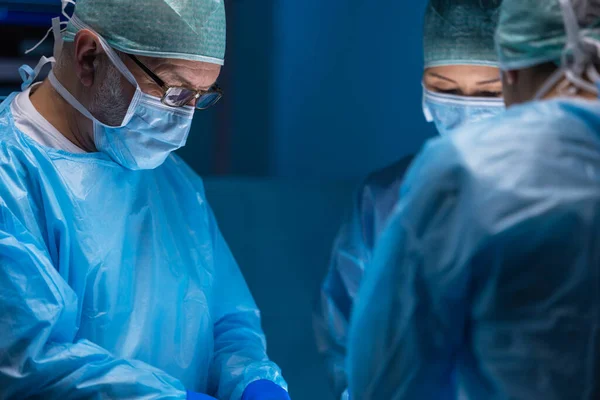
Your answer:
[347,143,468,399]
[0,206,193,400]
[313,187,371,399]
[206,205,288,400]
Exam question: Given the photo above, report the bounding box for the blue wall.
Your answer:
[272,0,436,179]
[178,0,275,176]
[181,0,437,179]
[205,179,356,400]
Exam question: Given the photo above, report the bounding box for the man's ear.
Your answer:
[501,69,521,107]
[502,70,518,86]
[73,29,104,87]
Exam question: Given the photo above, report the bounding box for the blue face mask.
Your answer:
[422,88,505,136]
[47,23,194,171]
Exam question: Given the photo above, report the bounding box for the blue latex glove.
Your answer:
[187,391,218,400]
[242,380,291,400]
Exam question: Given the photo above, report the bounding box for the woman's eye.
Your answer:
[435,88,462,95]
[477,91,503,98]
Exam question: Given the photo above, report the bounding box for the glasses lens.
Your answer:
[163,87,197,107]
[196,92,222,110]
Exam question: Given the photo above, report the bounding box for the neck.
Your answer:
[29,78,97,152]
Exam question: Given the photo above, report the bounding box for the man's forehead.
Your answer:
[137,55,221,88]
[142,56,221,72]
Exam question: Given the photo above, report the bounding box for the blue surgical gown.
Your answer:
[348,97,600,399]
[0,93,286,400]
[313,156,414,398]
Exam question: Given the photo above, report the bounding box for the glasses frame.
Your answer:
[126,53,223,110]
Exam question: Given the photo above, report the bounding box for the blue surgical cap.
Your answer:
[424,0,503,68]
[496,0,600,70]
[64,0,226,65]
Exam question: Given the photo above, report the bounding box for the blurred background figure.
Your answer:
[0,1,432,399]
[313,1,504,398]
[348,0,600,398]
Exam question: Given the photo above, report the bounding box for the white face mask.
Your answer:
[422,87,505,136]
[46,18,195,170]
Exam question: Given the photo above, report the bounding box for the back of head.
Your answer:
[424,0,503,68]
[496,0,600,71]
[63,0,226,65]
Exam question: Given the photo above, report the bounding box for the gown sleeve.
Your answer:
[0,202,189,400]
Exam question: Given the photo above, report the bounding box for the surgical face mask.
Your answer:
[47,21,195,170]
[422,88,505,136]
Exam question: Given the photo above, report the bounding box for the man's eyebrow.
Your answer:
[158,71,198,89]
[150,68,214,90]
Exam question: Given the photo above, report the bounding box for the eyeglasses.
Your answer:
[126,53,223,110]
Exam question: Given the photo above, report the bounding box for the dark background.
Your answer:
[0,1,436,399]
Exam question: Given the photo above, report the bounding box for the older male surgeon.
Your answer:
[0,1,289,399]
[348,0,600,398]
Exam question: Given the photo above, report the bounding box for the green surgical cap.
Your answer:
[496,0,600,70]
[424,0,503,68]
[64,0,226,65]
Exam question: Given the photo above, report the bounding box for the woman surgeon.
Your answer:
[313,1,504,399]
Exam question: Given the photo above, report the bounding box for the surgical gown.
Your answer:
[348,97,600,399]
[0,93,286,400]
[313,155,414,398]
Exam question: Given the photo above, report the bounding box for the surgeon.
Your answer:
[348,0,600,398]
[0,1,290,399]
[313,1,504,398]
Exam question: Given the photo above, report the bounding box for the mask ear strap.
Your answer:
[52,17,64,60]
[560,0,587,69]
[19,56,55,91]
[60,0,76,19]
[24,21,67,56]
[566,68,598,93]
[558,0,600,94]
[20,14,69,91]
[25,0,74,57]
[588,62,600,82]
[66,15,139,88]
[421,84,434,123]
[535,0,600,99]
[48,70,97,122]
[534,66,567,100]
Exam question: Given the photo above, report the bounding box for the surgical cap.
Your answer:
[424,0,503,68]
[64,0,226,65]
[496,0,600,70]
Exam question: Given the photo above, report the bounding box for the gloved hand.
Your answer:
[241,380,291,400]
[187,390,218,400]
